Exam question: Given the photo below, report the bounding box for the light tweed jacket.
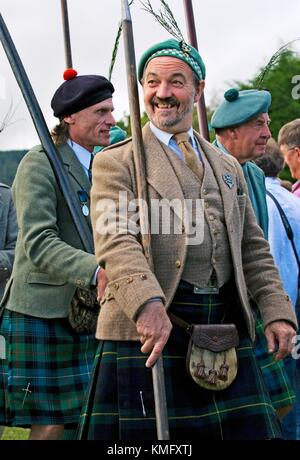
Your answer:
[91,123,297,341]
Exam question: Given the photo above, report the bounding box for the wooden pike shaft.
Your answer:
[60,0,73,68]
[121,0,170,440]
[183,0,209,140]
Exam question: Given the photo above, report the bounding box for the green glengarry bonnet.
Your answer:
[138,39,206,82]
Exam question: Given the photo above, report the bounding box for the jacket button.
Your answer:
[114,283,119,290]
[127,277,133,284]
[175,260,181,268]
[140,274,147,280]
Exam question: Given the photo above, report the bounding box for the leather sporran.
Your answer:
[187,324,239,391]
[68,287,99,334]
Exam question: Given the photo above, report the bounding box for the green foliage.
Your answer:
[235,49,300,140]
[278,164,294,182]
[0,150,27,186]
[116,111,149,137]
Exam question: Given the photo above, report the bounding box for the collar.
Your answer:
[214,138,231,156]
[292,180,300,192]
[265,177,281,186]
[67,139,92,172]
[149,122,196,150]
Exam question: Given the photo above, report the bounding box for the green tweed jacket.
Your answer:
[1,143,98,318]
[0,183,17,299]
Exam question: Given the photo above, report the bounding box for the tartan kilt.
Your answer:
[0,309,98,427]
[254,309,295,409]
[78,287,282,440]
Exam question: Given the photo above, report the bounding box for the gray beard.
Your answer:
[155,103,194,129]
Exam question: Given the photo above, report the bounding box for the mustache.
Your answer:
[151,96,179,106]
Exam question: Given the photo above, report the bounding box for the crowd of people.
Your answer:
[0,37,299,441]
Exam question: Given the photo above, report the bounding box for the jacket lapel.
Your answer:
[57,143,92,228]
[58,143,91,193]
[196,134,237,223]
[143,124,184,205]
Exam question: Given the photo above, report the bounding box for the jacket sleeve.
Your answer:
[237,167,297,329]
[0,188,18,280]
[12,148,97,288]
[91,148,165,322]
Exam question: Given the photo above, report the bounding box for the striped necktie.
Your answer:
[173,132,203,181]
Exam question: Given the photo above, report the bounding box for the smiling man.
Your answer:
[0,70,115,440]
[81,39,297,440]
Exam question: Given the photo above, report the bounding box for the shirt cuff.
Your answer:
[92,266,101,286]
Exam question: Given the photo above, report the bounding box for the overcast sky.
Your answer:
[0,0,300,150]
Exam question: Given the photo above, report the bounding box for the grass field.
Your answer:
[0,427,30,440]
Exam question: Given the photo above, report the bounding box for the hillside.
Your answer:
[0,150,27,186]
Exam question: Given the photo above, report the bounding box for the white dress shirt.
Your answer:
[67,139,93,179]
[67,139,99,284]
[149,122,201,160]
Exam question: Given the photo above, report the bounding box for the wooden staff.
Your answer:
[121,0,170,440]
[60,0,73,68]
[0,13,94,254]
[183,0,209,140]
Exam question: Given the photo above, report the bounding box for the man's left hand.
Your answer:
[265,320,296,360]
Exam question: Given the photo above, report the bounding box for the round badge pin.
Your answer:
[82,204,89,216]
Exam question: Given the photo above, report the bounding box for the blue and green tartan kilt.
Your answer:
[0,309,98,427]
[78,287,282,440]
[253,307,295,410]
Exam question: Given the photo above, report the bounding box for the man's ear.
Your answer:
[63,114,75,125]
[229,127,238,140]
[295,146,300,163]
[194,80,205,103]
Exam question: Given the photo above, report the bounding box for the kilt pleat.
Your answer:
[0,309,98,427]
[78,288,282,440]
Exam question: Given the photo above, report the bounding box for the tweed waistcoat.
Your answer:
[164,144,232,287]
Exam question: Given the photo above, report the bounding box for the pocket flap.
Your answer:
[191,324,239,352]
[27,272,67,286]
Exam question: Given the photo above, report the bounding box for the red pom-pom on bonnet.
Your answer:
[63,68,78,81]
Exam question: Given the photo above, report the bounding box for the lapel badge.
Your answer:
[222,173,234,189]
[180,40,191,56]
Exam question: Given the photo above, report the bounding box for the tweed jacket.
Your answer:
[1,143,98,318]
[0,183,17,299]
[91,123,296,341]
